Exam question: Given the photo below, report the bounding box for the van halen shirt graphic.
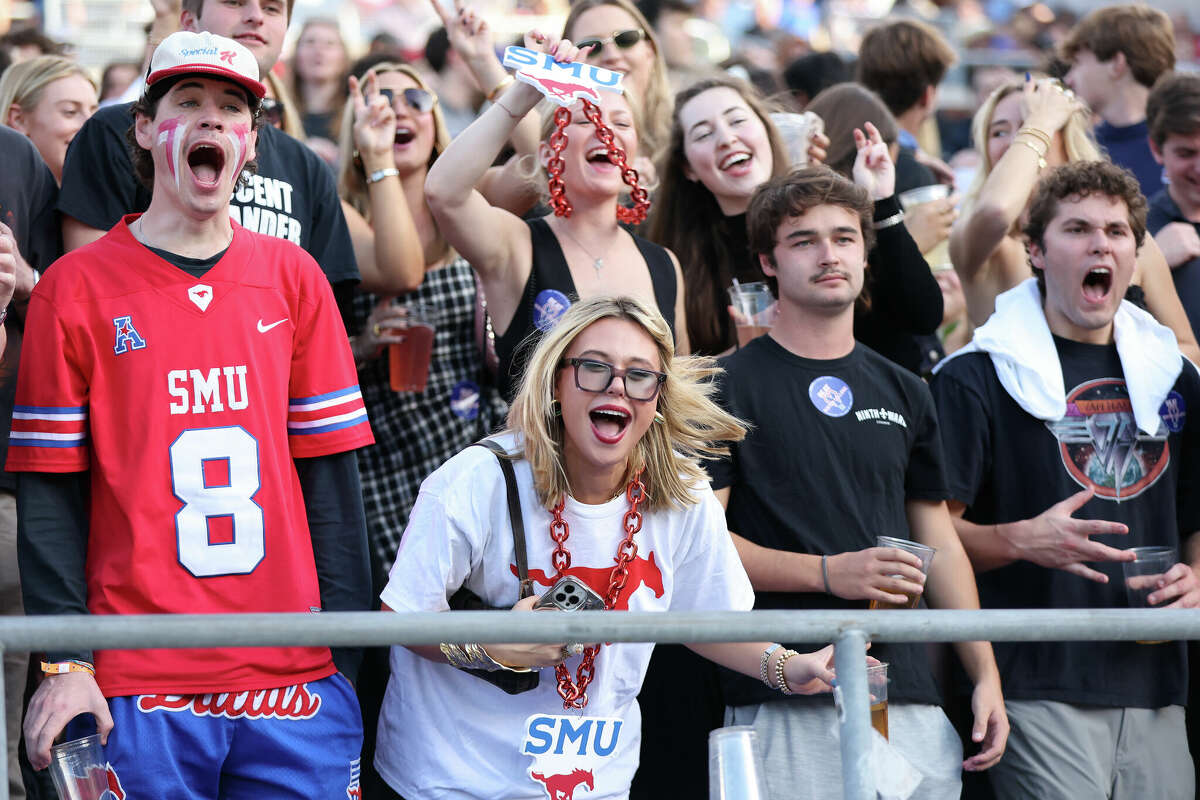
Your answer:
[1044,378,1173,501]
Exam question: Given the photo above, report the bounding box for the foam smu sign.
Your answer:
[502,45,625,107]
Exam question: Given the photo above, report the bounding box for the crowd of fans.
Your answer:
[2,0,1200,798]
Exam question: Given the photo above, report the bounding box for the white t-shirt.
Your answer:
[376,433,754,799]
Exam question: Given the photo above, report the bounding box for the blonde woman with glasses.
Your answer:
[374,295,849,800]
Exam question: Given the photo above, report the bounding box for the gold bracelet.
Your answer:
[1012,137,1047,171]
[485,75,514,102]
[775,649,799,695]
[1017,125,1052,148]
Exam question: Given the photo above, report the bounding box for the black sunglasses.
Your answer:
[260,97,283,127]
[576,28,647,56]
[561,357,666,402]
[376,87,437,113]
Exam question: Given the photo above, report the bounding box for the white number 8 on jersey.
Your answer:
[170,426,265,577]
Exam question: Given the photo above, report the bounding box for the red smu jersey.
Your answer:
[8,216,374,696]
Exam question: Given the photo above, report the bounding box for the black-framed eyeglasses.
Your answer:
[376,87,438,113]
[260,97,283,128]
[561,357,666,401]
[576,28,647,56]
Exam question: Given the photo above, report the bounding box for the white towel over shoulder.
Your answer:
[934,278,1183,435]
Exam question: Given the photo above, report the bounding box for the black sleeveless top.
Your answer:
[494,217,677,402]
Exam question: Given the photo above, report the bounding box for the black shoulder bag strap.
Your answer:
[471,439,533,599]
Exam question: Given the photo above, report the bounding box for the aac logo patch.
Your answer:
[809,375,853,418]
[533,290,571,332]
[112,316,147,355]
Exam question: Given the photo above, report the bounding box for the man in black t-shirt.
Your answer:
[57,0,359,307]
[708,164,1007,799]
[931,161,1200,799]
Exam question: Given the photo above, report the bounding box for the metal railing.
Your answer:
[2,608,1198,800]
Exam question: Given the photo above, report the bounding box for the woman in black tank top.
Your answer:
[425,31,687,401]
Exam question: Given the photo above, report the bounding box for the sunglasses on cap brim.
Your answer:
[576,28,646,55]
[375,87,437,113]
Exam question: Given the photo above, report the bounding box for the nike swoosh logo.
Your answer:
[257,318,288,333]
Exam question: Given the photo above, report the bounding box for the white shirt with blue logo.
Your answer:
[375,433,753,799]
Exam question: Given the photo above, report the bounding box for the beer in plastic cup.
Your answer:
[387,302,436,393]
[868,663,890,740]
[727,281,775,347]
[868,535,936,610]
[708,725,768,800]
[1123,545,1177,644]
[898,184,953,270]
[49,734,110,800]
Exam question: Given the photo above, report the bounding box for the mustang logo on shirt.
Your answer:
[512,552,664,611]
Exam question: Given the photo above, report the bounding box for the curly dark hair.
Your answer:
[1022,161,1147,292]
[746,165,876,267]
[126,79,261,191]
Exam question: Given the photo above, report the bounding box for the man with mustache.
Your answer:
[707,161,1007,799]
[9,32,373,797]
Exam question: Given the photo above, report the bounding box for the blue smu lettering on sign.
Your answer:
[809,375,853,418]
[534,290,572,331]
[1160,390,1186,433]
[113,316,147,355]
[450,380,480,420]
[523,715,623,757]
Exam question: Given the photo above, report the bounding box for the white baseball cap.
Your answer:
[146,31,266,100]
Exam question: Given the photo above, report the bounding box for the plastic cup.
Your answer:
[1124,545,1177,644]
[387,302,436,393]
[898,184,953,271]
[728,281,775,347]
[770,111,824,169]
[49,734,111,800]
[869,535,936,610]
[709,725,768,800]
[867,662,889,740]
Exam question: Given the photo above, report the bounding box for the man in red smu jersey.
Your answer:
[9,31,373,798]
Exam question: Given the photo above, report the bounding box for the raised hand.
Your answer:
[851,122,895,201]
[903,193,960,254]
[348,71,398,174]
[523,29,589,64]
[429,0,497,66]
[1020,74,1087,135]
[1011,487,1132,581]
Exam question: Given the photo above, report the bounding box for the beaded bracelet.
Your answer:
[760,643,782,687]
[775,649,799,695]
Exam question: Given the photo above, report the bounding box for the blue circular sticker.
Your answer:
[1160,390,1186,433]
[533,289,572,332]
[808,375,853,418]
[450,380,481,421]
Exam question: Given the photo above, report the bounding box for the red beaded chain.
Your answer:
[549,470,646,709]
[545,99,652,226]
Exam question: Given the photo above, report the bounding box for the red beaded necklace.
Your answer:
[548,469,646,709]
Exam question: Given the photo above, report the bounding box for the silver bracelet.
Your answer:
[366,167,400,184]
[439,642,533,673]
[821,555,833,594]
[872,210,905,230]
[760,643,781,687]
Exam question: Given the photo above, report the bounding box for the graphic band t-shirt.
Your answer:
[376,434,753,800]
[931,339,1200,708]
[707,336,947,708]
[58,102,358,288]
[7,217,374,695]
